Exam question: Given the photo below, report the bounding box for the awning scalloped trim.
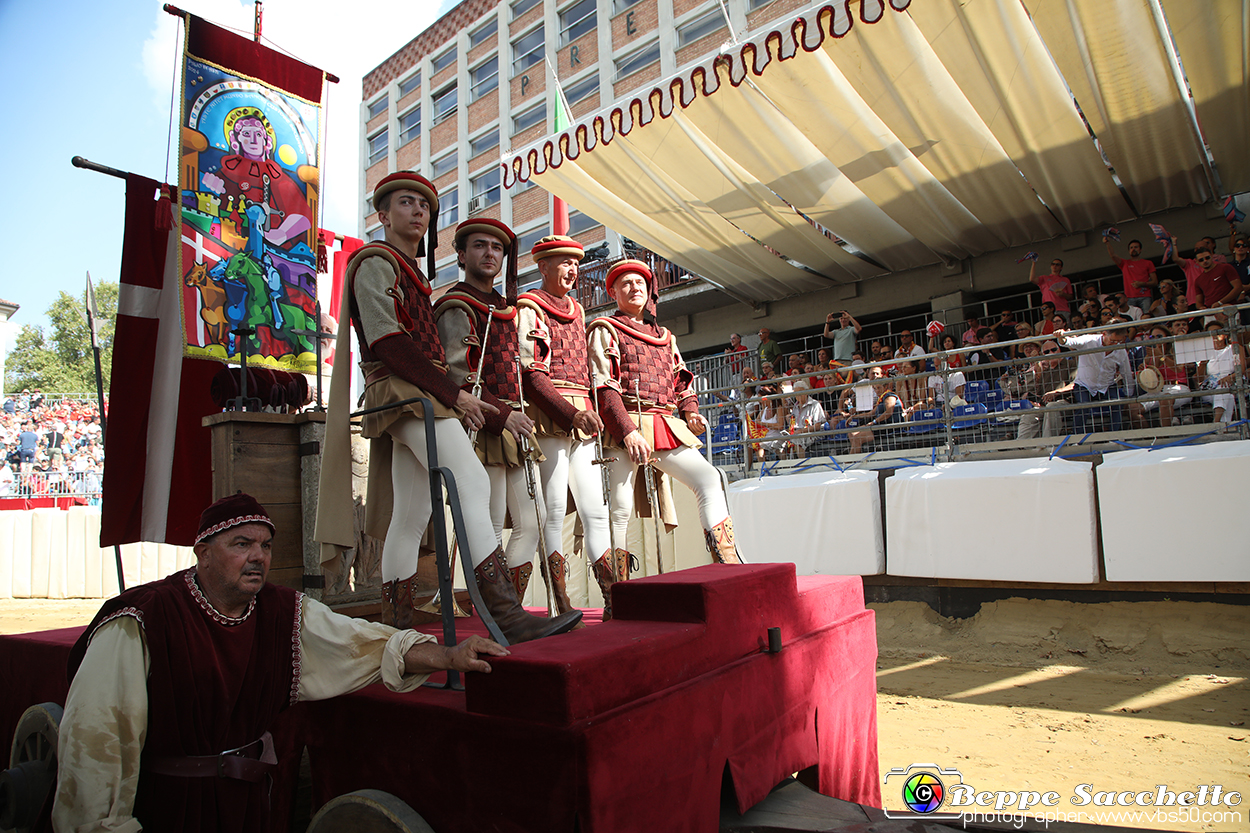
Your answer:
[500,0,913,189]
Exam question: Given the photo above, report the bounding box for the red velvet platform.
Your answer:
[306,563,880,832]
[0,563,879,832]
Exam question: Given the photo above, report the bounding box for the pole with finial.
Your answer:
[253,0,263,41]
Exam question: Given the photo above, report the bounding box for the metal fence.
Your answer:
[690,305,1249,477]
[3,469,103,502]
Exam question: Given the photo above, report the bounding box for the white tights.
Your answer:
[536,435,612,562]
[607,444,728,547]
[381,415,497,581]
[488,463,547,569]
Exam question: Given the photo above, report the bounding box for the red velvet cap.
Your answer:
[195,493,275,545]
[605,259,653,293]
[372,171,439,215]
[531,235,584,261]
[455,218,515,249]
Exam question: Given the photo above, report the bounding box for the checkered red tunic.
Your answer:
[521,289,589,387]
[606,314,690,407]
[349,243,446,365]
[435,286,521,404]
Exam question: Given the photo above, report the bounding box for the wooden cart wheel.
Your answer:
[0,702,63,832]
[307,789,436,833]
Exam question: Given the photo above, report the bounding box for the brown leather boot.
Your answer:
[509,563,533,600]
[615,548,632,581]
[541,551,586,628]
[474,549,581,644]
[380,575,417,629]
[591,549,618,622]
[704,516,742,564]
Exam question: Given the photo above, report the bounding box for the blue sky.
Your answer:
[0,0,454,340]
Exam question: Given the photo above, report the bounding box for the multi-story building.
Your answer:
[359,0,808,297]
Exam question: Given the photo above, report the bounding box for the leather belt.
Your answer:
[145,731,277,783]
[364,366,393,386]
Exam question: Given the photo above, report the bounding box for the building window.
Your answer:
[470,168,502,212]
[511,0,541,19]
[677,9,727,48]
[367,129,388,166]
[613,0,641,12]
[517,226,545,258]
[747,0,773,9]
[513,26,544,75]
[470,128,500,158]
[615,42,660,80]
[367,226,386,242]
[398,72,421,98]
[560,0,596,45]
[438,187,459,229]
[434,259,460,287]
[399,107,421,145]
[470,19,497,49]
[513,102,547,134]
[564,73,598,107]
[567,209,601,236]
[366,94,388,120]
[471,56,499,101]
[432,84,457,125]
[432,150,458,179]
[509,175,536,195]
[432,47,457,74]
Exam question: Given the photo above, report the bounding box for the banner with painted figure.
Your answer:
[176,12,326,373]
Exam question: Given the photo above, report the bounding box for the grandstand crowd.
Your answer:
[703,229,1250,462]
[0,391,106,501]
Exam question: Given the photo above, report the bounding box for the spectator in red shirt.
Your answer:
[1030,257,1074,320]
[1191,250,1243,324]
[1106,237,1157,313]
[724,332,747,374]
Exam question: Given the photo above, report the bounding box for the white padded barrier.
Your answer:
[727,468,884,575]
[886,458,1098,582]
[1098,441,1250,581]
[0,508,194,599]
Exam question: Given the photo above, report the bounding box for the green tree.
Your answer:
[5,282,118,395]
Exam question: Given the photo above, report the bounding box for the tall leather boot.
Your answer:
[380,575,417,630]
[540,551,586,628]
[474,549,581,644]
[704,516,742,564]
[509,563,533,600]
[591,549,619,622]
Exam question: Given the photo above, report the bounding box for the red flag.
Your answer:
[101,175,220,547]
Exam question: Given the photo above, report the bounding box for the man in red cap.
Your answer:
[316,172,578,642]
[434,220,582,623]
[588,260,742,569]
[55,493,507,832]
[516,236,616,617]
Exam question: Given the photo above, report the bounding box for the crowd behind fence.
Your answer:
[689,305,1249,474]
[2,392,105,502]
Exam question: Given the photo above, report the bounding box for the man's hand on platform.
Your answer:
[403,634,509,676]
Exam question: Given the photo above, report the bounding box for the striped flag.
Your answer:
[1222,196,1245,224]
[100,175,220,546]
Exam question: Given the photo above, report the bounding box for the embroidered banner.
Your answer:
[177,13,325,372]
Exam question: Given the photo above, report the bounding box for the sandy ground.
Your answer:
[3,596,1246,832]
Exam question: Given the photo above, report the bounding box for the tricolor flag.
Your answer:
[550,60,572,236]
[1016,251,1038,263]
[1148,222,1172,258]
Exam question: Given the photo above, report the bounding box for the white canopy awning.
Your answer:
[504,0,1246,304]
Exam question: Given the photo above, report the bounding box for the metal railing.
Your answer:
[3,469,103,502]
[690,305,1249,477]
[576,251,699,311]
